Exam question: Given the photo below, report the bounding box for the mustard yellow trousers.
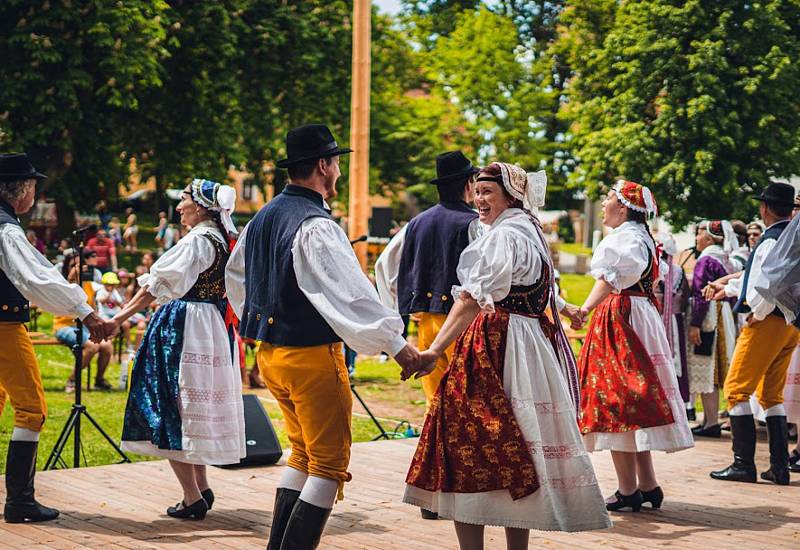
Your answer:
[724,314,800,410]
[416,313,454,414]
[0,323,47,431]
[258,342,352,490]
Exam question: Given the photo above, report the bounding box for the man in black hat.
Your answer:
[0,153,105,522]
[225,125,420,549]
[705,182,799,485]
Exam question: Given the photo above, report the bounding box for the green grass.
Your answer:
[559,273,594,306]
[559,242,593,256]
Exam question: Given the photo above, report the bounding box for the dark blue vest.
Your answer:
[239,185,341,346]
[397,201,478,315]
[0,200,30,322]
[734,219,790,315]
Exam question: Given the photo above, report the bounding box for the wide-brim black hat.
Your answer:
[429,150,479,185]
[751,182,796,207]
[276,124,352,168]
[0,153,47,182]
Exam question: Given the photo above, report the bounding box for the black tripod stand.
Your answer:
[44,226,130,469]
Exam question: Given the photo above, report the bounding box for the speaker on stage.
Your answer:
[220,394,283,468]
[370,207,393,238]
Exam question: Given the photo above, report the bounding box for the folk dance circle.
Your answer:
[0,127,799,549]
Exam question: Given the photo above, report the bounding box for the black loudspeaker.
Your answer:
[221,394,283,468]
[370,207,393,238]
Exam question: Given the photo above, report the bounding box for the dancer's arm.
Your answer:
[110,286,156,329]
[581,279,614,315]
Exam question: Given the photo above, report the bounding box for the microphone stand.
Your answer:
[45,226,130,469]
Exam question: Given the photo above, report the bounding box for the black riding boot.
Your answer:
[279,499,332,550]
[760,415,790,485]
[710,414,757,482]
[267,488,301,550]
[4,440,59,523]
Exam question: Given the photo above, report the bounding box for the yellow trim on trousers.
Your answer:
[0,322,47,431]
[416,313,453,414]
[724,314,800,410]
[258,342,353,496]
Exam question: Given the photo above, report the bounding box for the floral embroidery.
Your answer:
[406,309,540,500]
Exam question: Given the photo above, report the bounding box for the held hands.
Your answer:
[394,344,421,381]
[415,349,441,379]
[103,318,121,340]
[82,312,106,343]
[561,303,589,330]
[702,280,727,302]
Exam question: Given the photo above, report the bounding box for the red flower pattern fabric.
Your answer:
[578,291,675,434]
[406,309,539,500]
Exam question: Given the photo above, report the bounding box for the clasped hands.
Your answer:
[561,303,589,330]
[394,344,440,382]
[82,313,122,344]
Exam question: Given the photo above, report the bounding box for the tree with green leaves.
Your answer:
[559,0,800,227]
[0,0,171,233]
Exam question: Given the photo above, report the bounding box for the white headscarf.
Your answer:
[190,178,238,236]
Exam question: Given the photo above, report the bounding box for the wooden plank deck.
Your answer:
[0,436,798,549]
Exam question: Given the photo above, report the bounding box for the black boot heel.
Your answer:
[605,490,643,512]
[167,498,208,520]
[201,488,214,510]
[640,486,664,509]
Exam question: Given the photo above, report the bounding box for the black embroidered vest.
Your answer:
[496,262,551,316]
[0,200,30,322]
[182,233,229,303]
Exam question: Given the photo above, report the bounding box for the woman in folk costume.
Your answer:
[577,180,693,513]
[107,179,246,519]
[654,232,692,416]
[405,162,611,550]
[686,220,738,438]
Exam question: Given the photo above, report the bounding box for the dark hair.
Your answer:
[477,164,523,208]
[625,207,657,249]
[765,201,792,218]
[287,157,334,181]
[437,178,470,203]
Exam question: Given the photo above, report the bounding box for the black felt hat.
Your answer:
[0,153,47,182]
[429,151,479,185]
[751,182,796,207]
[276,124,352,168]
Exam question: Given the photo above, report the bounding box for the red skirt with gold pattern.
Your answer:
[406,309,539,500]
[578,292,674,434]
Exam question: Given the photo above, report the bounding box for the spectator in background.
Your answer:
[96,200,112,231]
[96,272,130,362]
[730,220,750,272]
[747,222,764,249]
[55,254,113,392]
[163,223,178,251]
[118,269,148,351]
[109,216,123,246]
[25,229,45,254]
[86,229,117,273]
[123,207,138,252]
[154,211,168,252]
[140,251,156,273]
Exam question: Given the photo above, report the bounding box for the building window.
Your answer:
[242,178,255,201]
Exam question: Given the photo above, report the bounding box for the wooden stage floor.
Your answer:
[0,436,798,549]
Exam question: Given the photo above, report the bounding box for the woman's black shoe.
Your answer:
[420,508,439,520]
[640,486,664,509]
[790,450,800,473]
[686,408,696,422]
[201,488,214,510]
[167,498,208,520]
[691,424,722,438]
[605,490,643,512]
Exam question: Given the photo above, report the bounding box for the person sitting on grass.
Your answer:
[54,253,114,392]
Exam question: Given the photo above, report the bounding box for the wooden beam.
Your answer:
[348,0,372,270]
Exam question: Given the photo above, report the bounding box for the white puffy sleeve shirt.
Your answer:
[724,237,778,322]
[0,223,93,320]
[590,222,652,292]
[452,210,542,313]
[226,217,406,356]
[138,222,221,305]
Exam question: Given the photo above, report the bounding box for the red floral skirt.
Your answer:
[578,292,674,434]
[406,309,539,500]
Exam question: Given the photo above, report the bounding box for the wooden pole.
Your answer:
[348,0,371,271]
